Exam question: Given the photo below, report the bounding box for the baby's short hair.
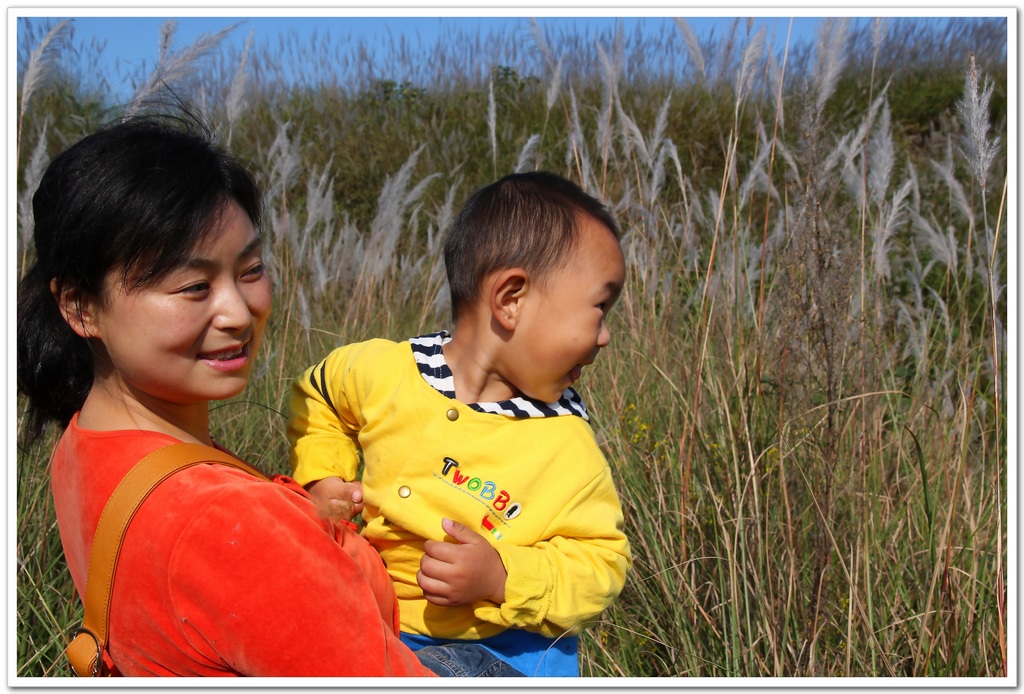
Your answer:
[443,171,619,320]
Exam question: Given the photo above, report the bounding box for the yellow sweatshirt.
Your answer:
[288,333,631,641]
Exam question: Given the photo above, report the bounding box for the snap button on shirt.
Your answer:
[398,485,411,498]
[446,408,459,421]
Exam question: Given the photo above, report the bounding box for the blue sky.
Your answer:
[9,12,937,95]
[53,13,825,57]
[13,9,1005,101]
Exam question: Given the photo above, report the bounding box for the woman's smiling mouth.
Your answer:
[199,344,249,370]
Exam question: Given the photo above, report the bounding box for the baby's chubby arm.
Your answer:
[287,347,367,487]
[417,518,507,606]
[466,466,631,633]
[306,476,365,522]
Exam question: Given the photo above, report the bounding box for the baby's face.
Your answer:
[503,216,625,403]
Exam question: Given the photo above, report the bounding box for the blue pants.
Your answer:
[415,642,525,677]
[403,630,580,677]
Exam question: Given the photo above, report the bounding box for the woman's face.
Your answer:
[86,201,272,410]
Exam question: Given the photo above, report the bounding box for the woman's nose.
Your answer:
[212,283,252,331]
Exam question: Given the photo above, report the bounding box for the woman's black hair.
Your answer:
[17,113,264,444]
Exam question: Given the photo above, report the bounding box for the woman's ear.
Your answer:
[488,268,529,332]
[50,279,99,339]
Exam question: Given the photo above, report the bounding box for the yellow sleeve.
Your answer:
[287,347,363,487]
[480,464,631,634]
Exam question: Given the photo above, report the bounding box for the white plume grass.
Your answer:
[17,18,71,156]
[126,20,242,116]
[675,18,706,83]
[956,53,1000,192]
[811,17,849,114]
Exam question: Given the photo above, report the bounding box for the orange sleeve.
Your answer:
[160,475,435,676]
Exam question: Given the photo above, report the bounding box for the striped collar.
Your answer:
[409,331,589,421]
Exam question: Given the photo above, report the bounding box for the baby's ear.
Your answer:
[50,280,100,339]
[488,268,529,331]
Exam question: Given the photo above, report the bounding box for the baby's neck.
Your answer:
[442,325,519,404]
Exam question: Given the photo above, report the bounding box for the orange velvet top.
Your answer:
[50,413,435,677]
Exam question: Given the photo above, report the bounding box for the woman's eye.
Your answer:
[180,282,210,294]
[243,262,265,279]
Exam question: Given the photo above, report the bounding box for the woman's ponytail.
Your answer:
[16,263,94,444]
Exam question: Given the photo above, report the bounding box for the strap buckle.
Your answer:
[66,627,104,676]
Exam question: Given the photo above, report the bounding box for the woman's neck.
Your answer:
[77,377,213,445]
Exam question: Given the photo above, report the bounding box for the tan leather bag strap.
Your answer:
[66,443,270,676]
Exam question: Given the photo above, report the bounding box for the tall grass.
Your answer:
[14,15,1009,678]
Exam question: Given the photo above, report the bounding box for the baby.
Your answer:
[288,171,631,676]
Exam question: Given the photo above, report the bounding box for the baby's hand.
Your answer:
[417,518,507,606]
[306,476,364,522]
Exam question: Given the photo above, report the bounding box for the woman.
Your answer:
[16,114,518,677]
